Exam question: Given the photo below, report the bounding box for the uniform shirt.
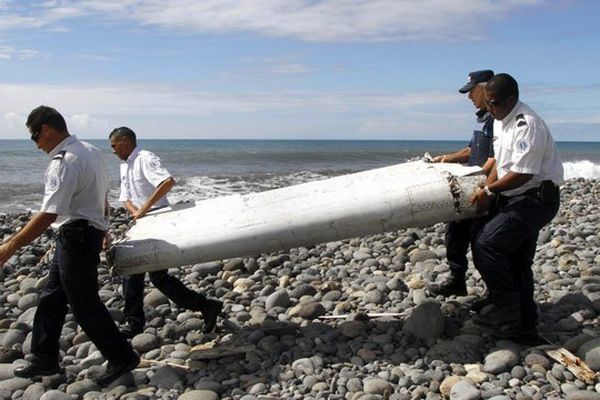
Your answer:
[467,109,494,167]
[493,101,564,197]
[41,136,110,230]
[119,147,171,209]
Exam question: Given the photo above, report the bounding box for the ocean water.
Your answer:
[1,139,599,214]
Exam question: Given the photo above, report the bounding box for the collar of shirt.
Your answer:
[49,135,77,158]
[475,109,491,123]
[500,100,523,126]
[125,146,141,164]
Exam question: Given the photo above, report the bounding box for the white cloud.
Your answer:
[0,44,39,60]
[2,111,22,128]
[547,115,600,125]
[121,0,541,42]
[0,0,543,42]
[0,82,467,138]
[264,60,311,76]
[71,53,110,61]
[228,55,312,80]
[69,113,100,130]
[0,81,591,140]
[0,82,459,117]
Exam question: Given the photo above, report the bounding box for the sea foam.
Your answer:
[563,160,600,180]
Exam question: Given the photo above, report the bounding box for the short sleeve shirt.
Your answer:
[467,110,494,166]
[119,147,172,209]
[493,101,564,196]
[40,136,110,230]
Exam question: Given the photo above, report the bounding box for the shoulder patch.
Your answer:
[517,120,528,127]
[52,150,66,161]
[516,114,525,120]
[45,174,61,193]
[148,153,162,170]
[515,138,530,154]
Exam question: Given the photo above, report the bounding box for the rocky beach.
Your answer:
[0,177,600,400]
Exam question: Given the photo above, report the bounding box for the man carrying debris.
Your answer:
[430,70,495,297]
[470,73,563,342]
[109,127,223,338]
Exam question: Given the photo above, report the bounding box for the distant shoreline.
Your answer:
[2,138,600,143]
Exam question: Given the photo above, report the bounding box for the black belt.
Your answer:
[61,219,89,229]
[522,180,559,200]
[59,219,102,234]
[498,180,559,205]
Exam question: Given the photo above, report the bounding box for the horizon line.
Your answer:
[2,138,600,143]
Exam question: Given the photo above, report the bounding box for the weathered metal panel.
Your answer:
[110,161,484,274]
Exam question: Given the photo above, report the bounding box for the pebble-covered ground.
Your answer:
[0,178,600,400]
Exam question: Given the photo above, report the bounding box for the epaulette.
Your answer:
[52,150,66,161]
[516,114,527,127]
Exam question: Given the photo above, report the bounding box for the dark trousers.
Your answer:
[472,192,560,327]
[445,218,474,276]
[31,222,134,367]
[123,270,206,328]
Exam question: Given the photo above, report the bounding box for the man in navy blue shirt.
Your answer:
[429,70,495,297]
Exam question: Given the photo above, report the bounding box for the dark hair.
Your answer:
[26,106,68,134]
[109,126,137,145]
[486,73,519,101]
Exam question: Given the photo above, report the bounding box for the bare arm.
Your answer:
[123,200,139,217]
[134,177,175,220]
[433,147,471,163]
[471,170,533,211]
[481,157,496,177]
[488,171,533,193]
[0,212,57,266]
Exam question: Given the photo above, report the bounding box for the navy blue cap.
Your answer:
[458,70,494,93]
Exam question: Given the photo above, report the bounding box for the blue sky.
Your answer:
[0,0,598,140]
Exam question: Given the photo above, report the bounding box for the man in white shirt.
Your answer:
[470,74,563,342]
[109,127,223,338]
[0,106,138,386]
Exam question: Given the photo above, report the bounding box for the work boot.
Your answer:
[429,272,467,297]
[120,321,143,339]
[97,352,140,387]
[506,326,547,346]
[14,362,63,378]
[470,297,492,313]
[473,302,522,333]
[188,295,224,333]
[200,299,223,333]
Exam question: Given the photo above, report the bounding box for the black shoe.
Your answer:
[14,362,63,378]
[507,328,547,346]
[473,303,522,331]
[201,299,223,333]
[97,353,140,387]
[470,297,492,313]
[429,273,467,297]
[120,322,143,339]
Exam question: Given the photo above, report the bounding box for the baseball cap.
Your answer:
[458,70,494,93]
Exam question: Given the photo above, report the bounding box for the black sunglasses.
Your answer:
[30,129,41,143]
[485,93,514,108]
[485,97,504,107]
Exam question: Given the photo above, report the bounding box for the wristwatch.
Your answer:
[482,185,494,197]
